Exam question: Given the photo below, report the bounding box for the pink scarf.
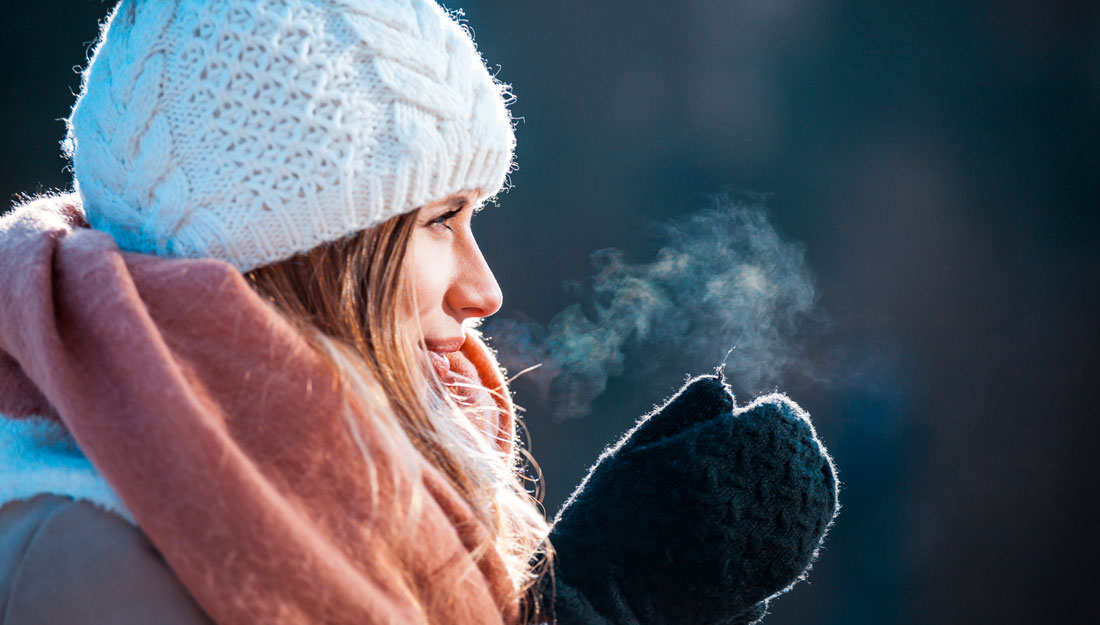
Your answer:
[0,194,521,624]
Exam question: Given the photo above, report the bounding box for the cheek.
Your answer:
[408,231,454,320]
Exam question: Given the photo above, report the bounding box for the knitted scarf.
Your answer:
[0,194,521,625]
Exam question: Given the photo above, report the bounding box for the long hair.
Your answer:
[244,210,551,620]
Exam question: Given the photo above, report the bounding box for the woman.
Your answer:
[0,1,838,624]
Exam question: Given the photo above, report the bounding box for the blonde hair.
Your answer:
[244,210,551,620]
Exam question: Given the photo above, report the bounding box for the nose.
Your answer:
[447,236,503,321]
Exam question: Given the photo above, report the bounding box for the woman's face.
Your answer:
[407,189,503,371]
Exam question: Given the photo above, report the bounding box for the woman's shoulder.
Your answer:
[0,494,213,624]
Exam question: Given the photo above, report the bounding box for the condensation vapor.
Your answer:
[484,194,822,419]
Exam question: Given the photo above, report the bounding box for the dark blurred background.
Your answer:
[3,1,1097,623]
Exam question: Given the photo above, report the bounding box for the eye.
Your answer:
[430,209,461,232]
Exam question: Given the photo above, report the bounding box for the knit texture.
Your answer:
[64,0,515,272]
[544,376,839,625]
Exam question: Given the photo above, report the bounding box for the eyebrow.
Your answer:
[452,196,487,216]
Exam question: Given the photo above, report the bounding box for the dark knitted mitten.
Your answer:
[541,376,838,625]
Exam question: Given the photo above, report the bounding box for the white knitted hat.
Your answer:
[63,0,515,272]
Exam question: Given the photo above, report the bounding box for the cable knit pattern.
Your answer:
[545,376,839,625]
[64,0,515,271]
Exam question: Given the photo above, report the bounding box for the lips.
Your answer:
[424,336,466,378]
[424,337,466,353]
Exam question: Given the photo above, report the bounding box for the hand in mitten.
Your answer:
[542,376,838,625]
